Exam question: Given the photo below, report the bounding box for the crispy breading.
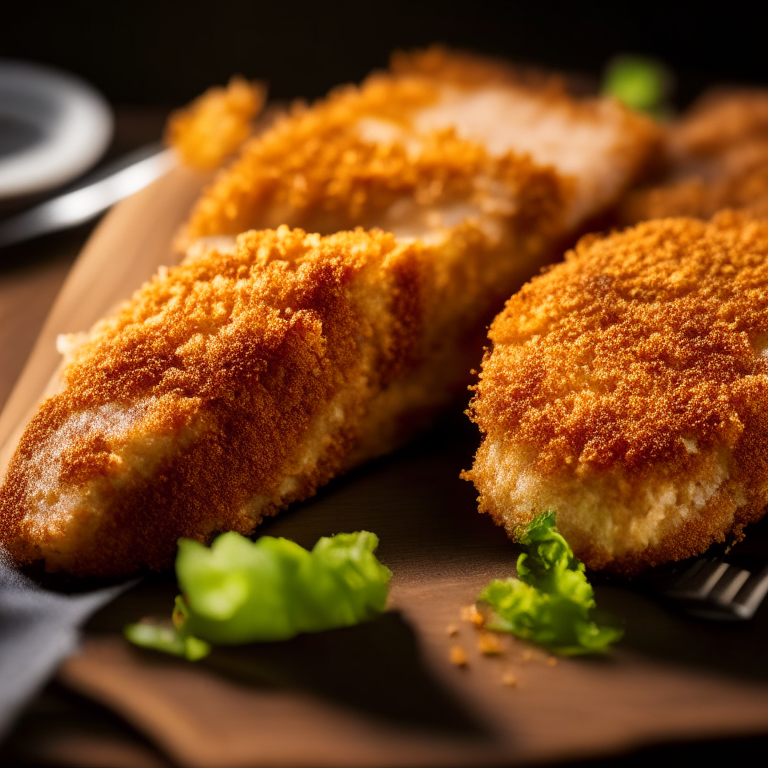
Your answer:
[466,213,768,573]
[0,218,559,576]
[620,89,768,223]
[389,46,564,90]
[0,49,662,577]
[180,47,661,248]
[0,229,418,575]
[672,89,768,157]
[166,76,265,170]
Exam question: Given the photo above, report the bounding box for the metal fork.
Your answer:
[660,558,768,621]
[0,143,176,249]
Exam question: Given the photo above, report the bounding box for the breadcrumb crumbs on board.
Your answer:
[446,624,459,637]
[450,646,469,667]
[166,77,266,170]
[461,604,485,627]
[501,671,518,687]
[477,631,503,656]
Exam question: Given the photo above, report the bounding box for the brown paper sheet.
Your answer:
[4,167,768,767]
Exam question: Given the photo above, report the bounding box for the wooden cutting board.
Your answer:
[5,166,768,767]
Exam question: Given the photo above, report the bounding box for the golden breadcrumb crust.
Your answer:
[673,89,768,158]
[0,212,551,576]
[621,89,768,223]
[389,45,566,92]
[0,49,662,578]
[166,76,265,170]
[467,213,768,572]
[179,46,652,249]
[0,229,418,575]
[621,144,768,223]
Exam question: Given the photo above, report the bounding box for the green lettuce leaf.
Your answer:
[602,55,671,116]
[123,622,212,661]
[125,531,392,658]
[479,512,622,655]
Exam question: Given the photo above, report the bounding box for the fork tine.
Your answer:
[708,566,751,605]
[656,557,768,621]
[730,565,768,620]
[665,559,730,600]
[667,558,708,589]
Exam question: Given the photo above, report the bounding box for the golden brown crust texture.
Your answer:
[389,45,567,92]
[621,89,768,224]
[0,49,663,577]
[0,209,551,576]
[467,213,768,571]
[179,46,659,249]
[166,76,266,170]
[0,229,415,575]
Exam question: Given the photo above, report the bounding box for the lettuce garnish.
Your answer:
[479,513,622,655]
[602,55,670,116]
[125,531,392,659]
[124,621,212,661]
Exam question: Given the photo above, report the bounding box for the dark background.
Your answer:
[3,1,768,112]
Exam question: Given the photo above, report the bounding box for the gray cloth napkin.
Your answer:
[0,553,131,740]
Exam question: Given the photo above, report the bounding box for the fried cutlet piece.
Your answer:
[0,217,586,578]
[0,228,456,575]
[0,50,661,578]
[465,213,768,574]
[166,76,266,170]
[620,89,768,223]
[180,47,661,249]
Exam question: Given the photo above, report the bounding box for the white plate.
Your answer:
[0,60,113,201]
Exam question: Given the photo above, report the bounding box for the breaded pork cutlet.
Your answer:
[1,229,443,575]
[181,47,660,248]
[620,88,768,224]
[0,49,660,577]
[466,213,768,574]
